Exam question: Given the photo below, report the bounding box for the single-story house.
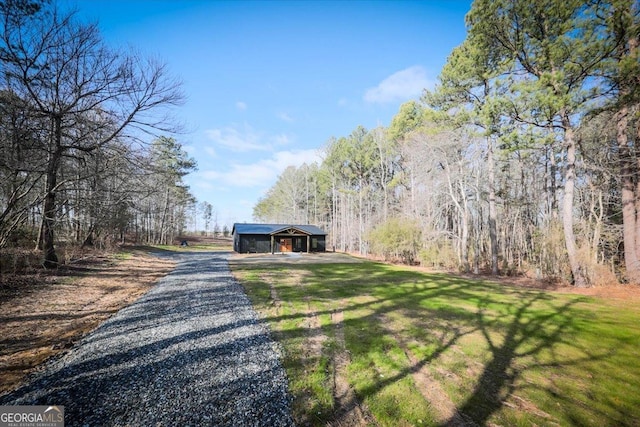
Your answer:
[232,223,327,253]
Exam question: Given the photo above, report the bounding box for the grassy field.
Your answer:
[230,257,640,427]
[150,235,233,252]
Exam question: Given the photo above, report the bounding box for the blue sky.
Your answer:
[69,0,472,227]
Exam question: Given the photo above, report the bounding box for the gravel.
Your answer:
[0,251,294,426]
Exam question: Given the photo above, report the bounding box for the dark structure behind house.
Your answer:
[232,223,327,253]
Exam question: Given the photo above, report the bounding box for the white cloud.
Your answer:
[236,101,247,111]
[200,148,321,188]
[271,133,292,146]
[364,65,434,104]
[204,146,217,157]
[206,124,295,152]
[277,111,294,122]
[205,124,269,152]
[272,149,321,166]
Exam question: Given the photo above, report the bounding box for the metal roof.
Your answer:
[232,223,327,236]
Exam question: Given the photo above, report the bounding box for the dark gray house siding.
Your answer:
[232,223,327,253]
[235,234,272,253]
[313,236,326,252]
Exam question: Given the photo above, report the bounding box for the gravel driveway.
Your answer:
[0,251,294,426]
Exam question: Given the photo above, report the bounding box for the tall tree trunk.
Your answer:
[561,113,587,287]
[548,131,559,220]
[631,33,640,284]
[332,181,337,251]
[358,177,363,254]
[41,117,62,269]
[634,118,640,283]
[410,167,416,216]
[461,205,470,273]
[488,136,499,275]
[40,180,58,268]
[459,180,470,273]
[616,105,640,282]
[159,187,170,245]
[376,133,389,222]
[611,4,640,283]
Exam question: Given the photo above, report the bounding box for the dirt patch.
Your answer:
[379,313,473,427]
[302,297,325,361]
[267,277,283,312]
[329,307,373,427]
[503,394,554,421]
[0,249,175,395]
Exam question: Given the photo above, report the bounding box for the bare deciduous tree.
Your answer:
[0,2,183,266]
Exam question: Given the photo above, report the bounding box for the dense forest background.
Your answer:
[0,0,200,268]
[254,0,640,286]
[1,0,639,287]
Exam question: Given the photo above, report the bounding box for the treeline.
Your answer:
[255,0,640,286]
[0,1,195,267]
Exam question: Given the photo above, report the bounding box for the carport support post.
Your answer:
[307,236,310,253]
[271,235,275,254]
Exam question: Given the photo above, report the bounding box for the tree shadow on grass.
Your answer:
[242,264,483,424]
[444,293,613,426]
[238,261,617,426]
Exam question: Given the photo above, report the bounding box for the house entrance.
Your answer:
[280,238,293,252]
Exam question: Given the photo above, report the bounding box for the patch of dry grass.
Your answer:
[0,248,175,395]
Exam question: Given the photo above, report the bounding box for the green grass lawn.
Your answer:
[230,258,640,427]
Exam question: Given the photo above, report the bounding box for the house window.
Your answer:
[311,238,317,249]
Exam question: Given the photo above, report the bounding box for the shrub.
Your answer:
[418,240,458,270]
[367,217,421,264]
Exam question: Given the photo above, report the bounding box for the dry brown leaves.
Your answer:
[0,250,175,395]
